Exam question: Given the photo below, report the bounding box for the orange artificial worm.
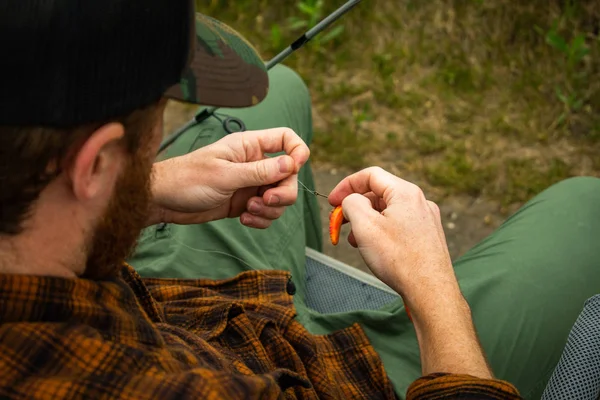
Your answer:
[405,304,413,322]
[329,205,344,245]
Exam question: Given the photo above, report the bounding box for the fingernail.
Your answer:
[248,201,261,214]
[279,157,292,173]
[268,195,280,205]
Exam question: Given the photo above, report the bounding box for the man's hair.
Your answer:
[0,100,163,235]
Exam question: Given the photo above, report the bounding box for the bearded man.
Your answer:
[2,1,600,399]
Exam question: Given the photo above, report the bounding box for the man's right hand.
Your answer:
[328,167,494,379]
[328,166,458,301]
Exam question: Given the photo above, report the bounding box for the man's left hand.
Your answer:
[147,128,310,229]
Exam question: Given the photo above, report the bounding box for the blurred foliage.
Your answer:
[195,0,600,206]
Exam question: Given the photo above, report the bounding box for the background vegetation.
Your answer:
[188,0,600,209]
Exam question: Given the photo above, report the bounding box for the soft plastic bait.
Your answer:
[405,305,412,321]
[329,206,344,246]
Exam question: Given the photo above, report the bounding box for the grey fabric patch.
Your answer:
[542,295,600,399]
[304,255,399,314]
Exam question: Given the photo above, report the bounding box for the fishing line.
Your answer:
[169,222,302,293]
[297,179,328,199]
[169,235,272,278]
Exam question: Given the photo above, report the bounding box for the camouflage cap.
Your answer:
[165,13,269,108]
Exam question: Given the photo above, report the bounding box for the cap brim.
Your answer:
[165,13,269,108]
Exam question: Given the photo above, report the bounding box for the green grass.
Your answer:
[311,114,376,170]
[409,130,448,155]
[500,158,574,205]
[425,147,494,197]
[195,0,600,206]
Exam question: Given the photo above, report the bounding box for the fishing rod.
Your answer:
[159,0,362,154]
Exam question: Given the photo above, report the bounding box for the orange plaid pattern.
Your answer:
[0,264,521,399]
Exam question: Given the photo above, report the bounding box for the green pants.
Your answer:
[129,65,600,399]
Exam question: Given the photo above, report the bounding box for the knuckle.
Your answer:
[284,127,298,136]
[271,207,285,219]
[346,192,363,201]
[255,162,270,181]
[283,128,301,142]
[398,182,423,200]
[427,200,440,216]
[408,183,424,198]
[343,193,365,207]
[368,166,385,175]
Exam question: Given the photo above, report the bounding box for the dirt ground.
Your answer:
[163,101,509,275]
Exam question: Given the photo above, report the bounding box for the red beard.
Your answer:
[82,146,155,281]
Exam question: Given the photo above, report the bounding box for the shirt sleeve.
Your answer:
[407,373,522,399]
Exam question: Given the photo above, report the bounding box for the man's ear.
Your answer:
[67,123,126,202]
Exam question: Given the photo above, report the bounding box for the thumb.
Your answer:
[232,155,295,188]
[341,193,381,226]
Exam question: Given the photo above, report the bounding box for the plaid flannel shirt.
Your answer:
[0,264,521,399]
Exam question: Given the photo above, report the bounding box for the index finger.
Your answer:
[328,167,411,206]
[240,128,310,173]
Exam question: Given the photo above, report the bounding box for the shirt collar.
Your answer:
[0,264,165,346]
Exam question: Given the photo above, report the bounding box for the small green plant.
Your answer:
[424,146,493,196]
[537,19,590,127]
[352,103,374,126]
[269,23,283,51]
[287,0,345,50]
[554,86,584,123]
[372,52,395,80]
[312,116,374,169]
[545,27,589,73]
